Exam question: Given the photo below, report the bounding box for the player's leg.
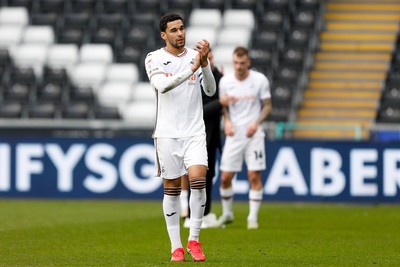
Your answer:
[244,135,266,229]
[163,177,185,261]
[218,136,244,225]
[180,174,189,218]
[184,134,208,261]
[247,170,263,229]
[156,138,186,261]
[218,171,235,225]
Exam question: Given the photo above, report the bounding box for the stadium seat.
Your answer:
[0,25,24,51]
[27,101,57,118]
[0,100,24,118]
[267,104,290,122]
[93,104,121,120]
[135,0,165,14]
[35,81,64,103]
[189,8,222,28]
[121,101,156,127]
[46,44,79,75]
[106,63,139,83]
[270,82,293,105]
[376,103,400,123]
[198,0,226,12]
[186,26,218,49]
[0,6,29,26]
[79,43,113,63]
[100,0,131,14]
[6,0,33,11]
[61,101,92,119]
[30,13,60,30]
[252,28,282,50]
[212,45,236,74]
[249,47,275,78]
[115,44,143,66]
[258,10,287,31]
[223,9,255,31]
[166,0,193,21]
[216,27,251,47]
[69,84,95,103]
[70,62,108,91]
[22,25,55,44]
[131,82,155,102]
[35,0,65,14]
[262,0,290,12]
[68,0,98,14]
[122,24,153,48]
[97,81,133,108]
[12,43,48,78]
[231,0,259,12]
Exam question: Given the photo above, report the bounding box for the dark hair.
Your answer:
[159,13,184,32]
[233,46,249,57]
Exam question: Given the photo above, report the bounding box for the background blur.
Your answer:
[0,0,399,202]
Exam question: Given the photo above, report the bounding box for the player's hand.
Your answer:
[246,122,258,138]
[191,53,201,72]
[224,120,234,136]
[195,39,210,67]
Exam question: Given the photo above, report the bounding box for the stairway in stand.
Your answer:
[294,0,400,140]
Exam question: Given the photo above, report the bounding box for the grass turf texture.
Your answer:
[0,200,399,266]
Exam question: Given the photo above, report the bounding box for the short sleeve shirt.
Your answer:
[219,69,271,138]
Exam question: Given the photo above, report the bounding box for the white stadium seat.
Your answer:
[79,44,113,64]
[22,26,55,44]
[223,9,255,30]
[47,44,79,75]
[189,8,222,28]
[186,26,218,49]
[71,62,108,90]
[121,101,157,128]
[97,81,133,108]
[216,27,251,47]
[12,43,48,78]
[0,7,28,26]
[106,63,139,83]
[131,82,155,102]
[0,25,24,50]
[212,45,236,74]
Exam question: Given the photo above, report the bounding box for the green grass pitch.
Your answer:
[0,199,399,266]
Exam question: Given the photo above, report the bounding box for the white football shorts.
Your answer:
[220,134,266,172]
[154,134,208,179]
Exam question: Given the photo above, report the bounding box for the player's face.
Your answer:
[162,19,186,49]
[233,54,250,79]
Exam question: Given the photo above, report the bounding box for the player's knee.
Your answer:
[164,186,181,196]
[189,177,206,190]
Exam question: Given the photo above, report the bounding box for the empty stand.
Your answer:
[293,0,400,140]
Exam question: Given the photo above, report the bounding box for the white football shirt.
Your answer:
[145,47,205,138]
[219,69,271,138]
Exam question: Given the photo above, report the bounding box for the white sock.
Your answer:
[247,189,263,222]
[163,194,182,252]
[180,189,189,211]
[188,188,206,241]
[220,187,234,217]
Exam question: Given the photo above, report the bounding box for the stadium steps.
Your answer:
[293,0,400,140]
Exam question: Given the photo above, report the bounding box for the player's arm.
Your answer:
[222,102,234,136]
[151,70,195,93]
[145,52,201,94]
[256,98,272,125]
[200,62,216,97]
[246,98,272,137]
[196,40,216,97]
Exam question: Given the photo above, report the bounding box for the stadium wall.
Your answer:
[0,136,399,203]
